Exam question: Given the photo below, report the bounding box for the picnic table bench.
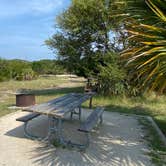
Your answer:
[16,92,104,149]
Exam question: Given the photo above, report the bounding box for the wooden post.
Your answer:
[89,97,92,109]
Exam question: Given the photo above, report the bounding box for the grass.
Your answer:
[0,75,84,116]
[0,75,165,137]
[82,94,166,136]
[139,118,166,166]
[0,75,165,164]
[0,76,68,91]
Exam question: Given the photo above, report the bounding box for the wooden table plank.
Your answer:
[23,93,93,118]
[23,93,79,113]
[52,93,92,117]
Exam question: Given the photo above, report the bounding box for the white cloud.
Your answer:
[0,0,66,18]
[29,0,63,13]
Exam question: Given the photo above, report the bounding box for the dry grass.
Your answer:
[0,75,165,136]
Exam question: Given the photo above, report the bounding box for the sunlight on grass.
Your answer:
[0,76,68,91]
[82,94,166,136]
[0,76,165,136]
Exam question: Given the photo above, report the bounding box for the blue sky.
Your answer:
[0,0,71,61]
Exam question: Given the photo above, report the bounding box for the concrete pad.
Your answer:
[0,110,154,166]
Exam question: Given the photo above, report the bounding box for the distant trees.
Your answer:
[8,60,36,81]
[32,59,66,75]
[0,59,10,81]
[0,59,36,81]
[0,59,66,82]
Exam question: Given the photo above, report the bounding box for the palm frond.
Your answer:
[121,0,166,93]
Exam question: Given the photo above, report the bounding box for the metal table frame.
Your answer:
[23,93,94,148]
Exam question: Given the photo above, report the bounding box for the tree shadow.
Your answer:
[31,86,84,96]
[5,109,152,166]
[104,104,166,136]
[5,115,49,139]
[29,116,151,166]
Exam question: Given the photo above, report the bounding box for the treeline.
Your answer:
[0,59,66,81]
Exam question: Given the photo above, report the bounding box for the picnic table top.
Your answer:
[23,92,94,118]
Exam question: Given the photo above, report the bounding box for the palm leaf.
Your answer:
[121,0,166,93]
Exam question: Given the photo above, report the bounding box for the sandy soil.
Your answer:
[0,109,154,166]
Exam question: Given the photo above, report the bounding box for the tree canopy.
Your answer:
[46,0,125,94]
[46,0,166,95]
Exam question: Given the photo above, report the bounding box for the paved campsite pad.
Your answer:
[0,110,154,166]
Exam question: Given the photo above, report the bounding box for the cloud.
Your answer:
[0,0,68,18]
[29,0,63,13]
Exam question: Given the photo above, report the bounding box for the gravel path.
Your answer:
[0,110,154,166]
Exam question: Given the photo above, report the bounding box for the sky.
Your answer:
[0,0,71,61]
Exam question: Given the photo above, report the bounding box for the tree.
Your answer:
[46,0,125,94]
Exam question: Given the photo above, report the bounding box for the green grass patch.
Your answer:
[0,76,165,138]
[139,118,166,166]
[82,94,166,136]
[0,98,18,117]
[0,76,84,117]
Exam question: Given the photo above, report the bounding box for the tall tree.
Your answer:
[46,0,125,94]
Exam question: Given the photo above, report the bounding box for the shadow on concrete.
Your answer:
[5,115,49,139]
[5,110,152,166]
[29,120,150,166]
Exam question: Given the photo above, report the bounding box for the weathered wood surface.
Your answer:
[23,93,94,118]
[16,113,40,122]
[78,107,104,132]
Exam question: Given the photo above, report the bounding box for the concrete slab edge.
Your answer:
[115,112,166,147]
[146,116,166,147]
[0,110,21,120]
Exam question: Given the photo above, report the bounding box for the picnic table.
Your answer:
[17,92,104,149]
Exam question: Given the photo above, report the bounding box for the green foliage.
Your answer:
[8,60,36,81]
[46,0,112,77]
[32,60,66,75]
[46,0,126,95]
[121,0,166,94]
[0,59,37,82]
[0,58,66,82]
[97,52,125,95]
[0,59,10,81]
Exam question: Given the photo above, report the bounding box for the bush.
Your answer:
[97,61,125,95]
[0,59,10,81]
[0,59,37,81]
[8,60,36,81]
[32,60,66,75]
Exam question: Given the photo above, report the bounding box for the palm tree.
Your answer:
[121,0,166,94]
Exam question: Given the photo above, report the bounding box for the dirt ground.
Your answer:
[0,109,154,166]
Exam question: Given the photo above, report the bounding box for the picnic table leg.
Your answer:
[100,115,103,124]
[89,97,92,109]
[70,107,81,121]
[23,122,39,139]
[79,106,81,121]
[70,111,73,120]
[57,118,66,145]
[42,116,58,142]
